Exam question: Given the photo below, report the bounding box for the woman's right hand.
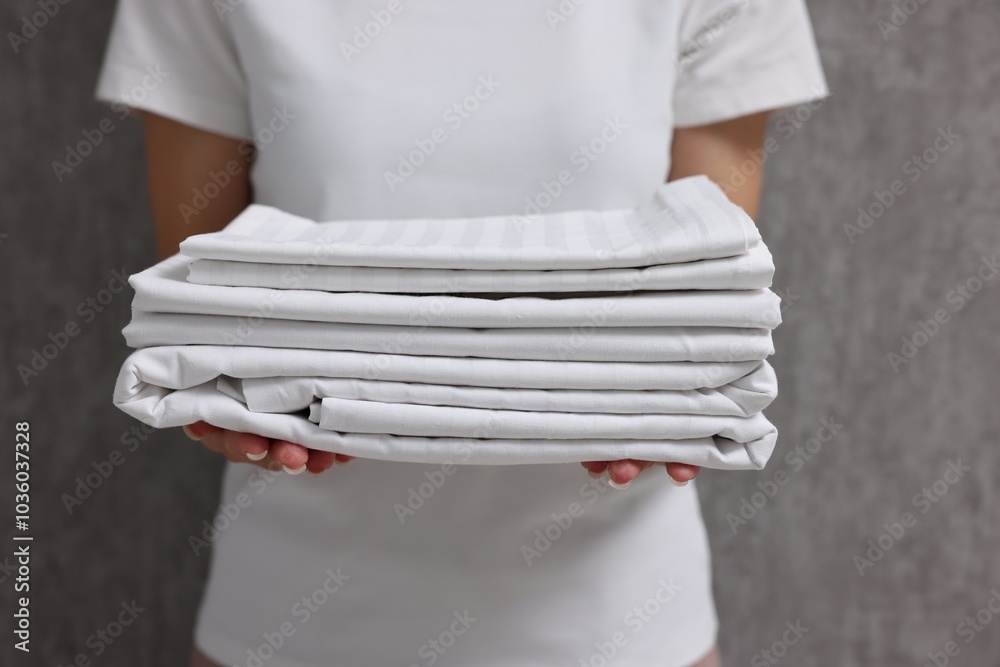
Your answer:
[181,421,353,475]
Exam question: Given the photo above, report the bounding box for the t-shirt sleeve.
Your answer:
[673,0,829,128]
[94,0,250,139]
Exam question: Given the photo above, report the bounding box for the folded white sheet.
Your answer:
[185,243,773,293]
[234,363,776,415]
[131,256,782,330]
[310,396,775,442]
[179,175,759,271]
[124,311,774,363]
[116,381,775,469]
[115,346,767,392]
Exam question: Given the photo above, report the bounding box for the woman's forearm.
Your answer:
[140,111,253,260]
[668,111,770,218]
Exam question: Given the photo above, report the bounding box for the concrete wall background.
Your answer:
[1,1,998,665]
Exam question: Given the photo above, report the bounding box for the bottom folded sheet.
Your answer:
[119,382,776,469]
[310,397,775,441]
[233,366,776,416]
[114,346,778,469]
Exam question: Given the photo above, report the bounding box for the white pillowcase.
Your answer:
[185,243,773,293]
[179,175,759,270]
[234,364,776,415]
[131,255,782,329]
[124,311,774,363]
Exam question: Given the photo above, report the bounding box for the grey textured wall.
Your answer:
[2,1,998,666]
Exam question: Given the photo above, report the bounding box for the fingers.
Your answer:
[665,462,700,487]
[181,424,352,475]
[306,450,338,475]
[182,421,222,442]
[581,459,703,489]
[222,429,271,463]
[580,461,609,477]
[607,459,651,489]
[580,459,651,489]
[270,440,311,474]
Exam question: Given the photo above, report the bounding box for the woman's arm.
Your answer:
[140,111,253,259]
[582,111,772,488]
[140,111,344,474]
[668,111,771,218]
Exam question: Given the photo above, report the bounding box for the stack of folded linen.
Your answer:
[113,175,782,470]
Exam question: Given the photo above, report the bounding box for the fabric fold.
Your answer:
[112,175,783,470]
[131,255,782,329]
[124,311,774,362]
[310,397,776,442]
[185,243,773,293]
[179,175,759,270]
[115,381,776,469]
[234,365,777,416]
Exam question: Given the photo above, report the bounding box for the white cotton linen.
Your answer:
[312,396,776,442]
[131,255,782,329]
[235,366,777,415]
[114,347,777,467]
[179,176,759,270]
[114,345,769,393]
[97,0,827,662]
[186,242,774,293]
[115,379,775,469]
[124,311,774,362]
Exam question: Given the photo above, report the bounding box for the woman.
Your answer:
[97,1,826,665]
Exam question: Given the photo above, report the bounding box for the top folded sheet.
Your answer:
[179,175,759,270]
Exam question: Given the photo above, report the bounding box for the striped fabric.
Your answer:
[179,176,758,270]
[114,176,783,469]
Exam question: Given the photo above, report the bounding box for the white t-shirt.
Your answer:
[97,2,826,665]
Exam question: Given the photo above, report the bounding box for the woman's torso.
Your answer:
[196,3,717,665]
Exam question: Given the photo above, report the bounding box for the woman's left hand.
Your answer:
[580,460,699,490]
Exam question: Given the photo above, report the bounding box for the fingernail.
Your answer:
[182,425,202,442]
[608,479,631,490]
[334,458,350,466]
[245,450,268,462]
[282,464,306,475]
[669,477,689,487]
[307,469,325,477]
[588,469,606,479]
